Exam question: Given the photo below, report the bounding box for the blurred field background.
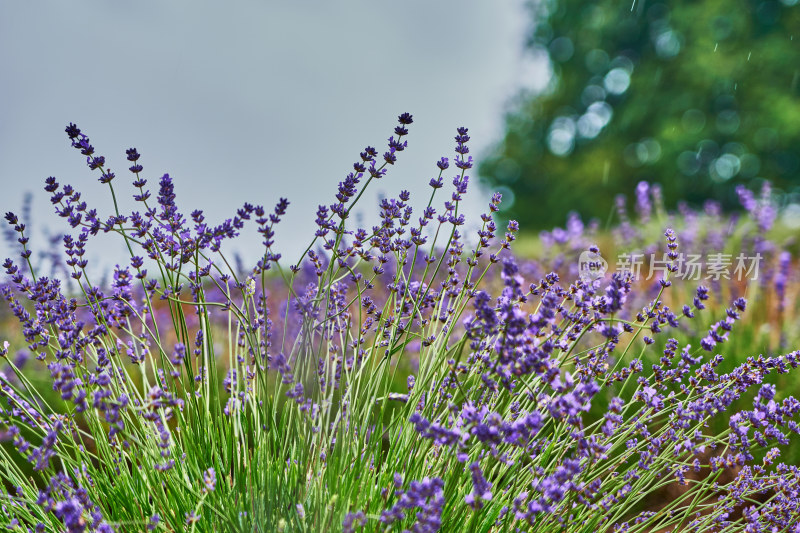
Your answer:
[480,0,800,228]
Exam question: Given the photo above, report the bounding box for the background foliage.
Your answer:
[480,0,800,227]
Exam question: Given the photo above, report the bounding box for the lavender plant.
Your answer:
[1,116,800,532]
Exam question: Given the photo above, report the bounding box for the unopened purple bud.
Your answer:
[398,112,413,125]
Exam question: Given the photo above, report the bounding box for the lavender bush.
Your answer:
[1,116,800,532]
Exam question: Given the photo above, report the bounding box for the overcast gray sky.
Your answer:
[0,1,549,271]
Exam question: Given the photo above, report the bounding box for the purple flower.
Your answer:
[342,511,366,532]
[381,477,445,533]
[203,467,216,493]
[465,462,492,509]
[635,181,651,223]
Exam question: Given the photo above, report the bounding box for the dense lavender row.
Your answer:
[0,117,799,532]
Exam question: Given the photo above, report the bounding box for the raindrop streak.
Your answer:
[714,43,718,52]
[631,0,636,12]
[747,51,752,61]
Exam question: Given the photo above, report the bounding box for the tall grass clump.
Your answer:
[1,116,799,532]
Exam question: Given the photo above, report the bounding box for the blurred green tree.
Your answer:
[480,0,800,228]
